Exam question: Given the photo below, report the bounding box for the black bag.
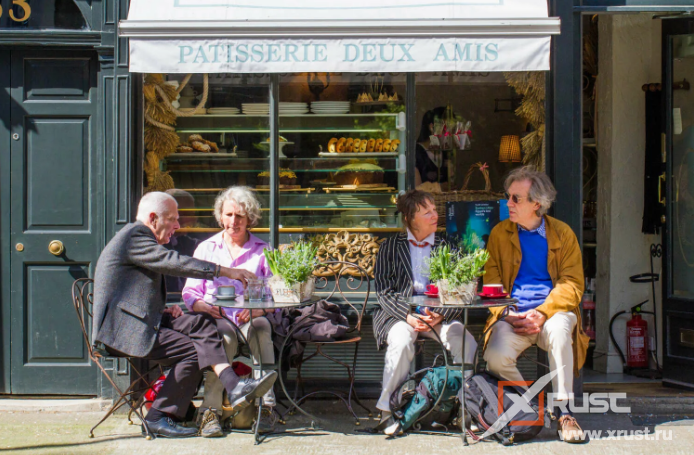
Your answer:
[462,372,547,445]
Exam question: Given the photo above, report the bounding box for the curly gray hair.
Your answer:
[504,166,557,217]
[214,186,262,228]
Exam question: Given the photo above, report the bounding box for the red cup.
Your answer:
[426,284,439,294]
[482,284,504,296]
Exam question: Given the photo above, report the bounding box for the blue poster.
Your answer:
[446,200,508,251]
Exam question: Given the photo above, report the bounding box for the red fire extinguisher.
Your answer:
[626,310,648,368]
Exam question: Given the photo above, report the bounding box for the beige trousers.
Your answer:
[376,320,478,412]
[483,311,577,401]
[202,316,276,415]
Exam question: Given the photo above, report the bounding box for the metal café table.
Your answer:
[214,295,323,444]
[407,295,518,445]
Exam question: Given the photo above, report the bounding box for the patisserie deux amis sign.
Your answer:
[122,0,557,73]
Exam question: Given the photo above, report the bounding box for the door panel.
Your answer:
[9,50,100,394]
[663,19,694,389]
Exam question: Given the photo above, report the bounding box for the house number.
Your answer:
[0,1,32,22]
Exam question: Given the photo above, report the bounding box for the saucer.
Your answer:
[478,292,509,299]
[424,291,439,297]
[214,294,238,300]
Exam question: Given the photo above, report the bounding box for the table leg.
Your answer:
[461,308,468,445]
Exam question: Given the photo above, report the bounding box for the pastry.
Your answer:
[337,137,347,153]
[382,139,392,152]
[345,138,354,153]
[359,139,368,153]
[177,145,193,153]
[366,139,375,153]
[191,141,211,153]
[188,134,204,143]
[334,162,384,186]
[204,139,219,153]
[328,138,338,153]
[375,139,384,153]
[353,139,361,152]
[390,139,401,152]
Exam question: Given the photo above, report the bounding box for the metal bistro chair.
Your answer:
[285,261,373,425]
[71,278,161,440]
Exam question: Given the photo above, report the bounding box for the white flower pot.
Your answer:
[437,278,478,306]
[268,275,316,303]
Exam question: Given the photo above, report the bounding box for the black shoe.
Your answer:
[142,417,198,438]
[225,371,278,411]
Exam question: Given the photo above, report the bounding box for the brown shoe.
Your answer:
[557,414,586,443]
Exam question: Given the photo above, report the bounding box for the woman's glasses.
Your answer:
[504,192,528,204]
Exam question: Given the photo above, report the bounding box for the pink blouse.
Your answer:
[182,231,272,325]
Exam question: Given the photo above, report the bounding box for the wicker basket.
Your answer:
[433,162,504,226]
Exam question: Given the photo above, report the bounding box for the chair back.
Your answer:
[72,278,96,360]
[314,260,370,333]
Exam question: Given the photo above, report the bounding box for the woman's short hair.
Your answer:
[136,191,177,223]
[214,186,262,228]
[504,166,557,217]
[397,189,436,231]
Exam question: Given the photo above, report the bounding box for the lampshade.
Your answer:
[499,135,522,162]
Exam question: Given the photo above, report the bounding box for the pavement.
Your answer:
[0,398,693,455]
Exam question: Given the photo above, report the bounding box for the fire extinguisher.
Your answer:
[626,305,648,368]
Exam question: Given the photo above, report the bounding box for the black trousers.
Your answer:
[109,313,229,419]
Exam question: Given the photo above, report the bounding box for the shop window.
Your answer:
[0,0,87,30]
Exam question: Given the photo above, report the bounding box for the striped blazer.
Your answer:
[372,233,464,350]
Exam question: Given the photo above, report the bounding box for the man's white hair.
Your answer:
[136,191,177,223]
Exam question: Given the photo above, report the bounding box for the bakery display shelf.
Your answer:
[175,128,386,134]
[185,113,399,118]
[165,153,245,159]
[318,152,398,158]
[180,187,316,193]
[324,186,397,194]
[167,168,398,173]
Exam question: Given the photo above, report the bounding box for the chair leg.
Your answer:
[349,342,372,417]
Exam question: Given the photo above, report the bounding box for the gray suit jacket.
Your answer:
[91,221,217,357]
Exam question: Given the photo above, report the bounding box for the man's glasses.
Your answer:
[504,192,528,204]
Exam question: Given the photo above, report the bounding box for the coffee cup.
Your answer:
[482,284,504,295]
[217,285,236,297]
[426,284,439,294]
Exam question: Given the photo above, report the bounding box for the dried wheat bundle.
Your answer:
[505,71,546,169]
[145,125,179,159]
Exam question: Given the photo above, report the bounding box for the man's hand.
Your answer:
[423,308,444,328]
[192,300,223,319]
[511,309,547,336]
[219,267,256,288]
[163,304,183,319]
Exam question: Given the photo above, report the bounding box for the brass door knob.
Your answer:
[48,240,65,256]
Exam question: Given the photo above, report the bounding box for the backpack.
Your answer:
[462,372,548,445]
[390,366,463,432]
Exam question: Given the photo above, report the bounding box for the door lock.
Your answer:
[48,240,65,256]
[12,133,19,141]
[15,243,24,252]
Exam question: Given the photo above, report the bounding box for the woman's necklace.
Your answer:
[223,232,248,263]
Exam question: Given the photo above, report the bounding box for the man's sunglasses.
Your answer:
[504,192,528,204]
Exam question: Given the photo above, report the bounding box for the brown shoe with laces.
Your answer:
[198,409,224,438]
[558,414,586,443]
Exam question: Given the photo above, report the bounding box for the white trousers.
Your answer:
[483,311,577,401]
[376,320,478,412]
[202,316,276,414]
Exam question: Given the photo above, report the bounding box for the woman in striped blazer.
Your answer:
[372,190,477,433]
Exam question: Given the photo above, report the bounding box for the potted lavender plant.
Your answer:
[425,245,490,305]
[263,241,319,303]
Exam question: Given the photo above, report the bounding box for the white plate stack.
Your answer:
[310,101,351,115]
[207,107,240,115]
[279,102,309,115]
[242,103,270,115]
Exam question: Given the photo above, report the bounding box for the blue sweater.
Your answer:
[512,229,553,312]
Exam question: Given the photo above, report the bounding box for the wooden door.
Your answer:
[9,50,101,394]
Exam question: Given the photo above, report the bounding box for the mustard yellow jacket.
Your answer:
[483,215,589,377]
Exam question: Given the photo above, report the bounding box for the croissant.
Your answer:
[328,138,338,153]
[204,139,219,153]
[382,139,392,152]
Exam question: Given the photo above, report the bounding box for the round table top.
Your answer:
[407,294,517,310]
[213,295,323,310]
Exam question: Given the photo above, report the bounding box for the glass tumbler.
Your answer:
[247,278,264,302]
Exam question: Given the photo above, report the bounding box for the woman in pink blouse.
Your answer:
[182,186,276,435]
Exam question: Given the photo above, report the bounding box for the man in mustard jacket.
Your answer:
[483,166,589,444]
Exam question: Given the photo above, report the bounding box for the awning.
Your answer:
[120,0,560,74]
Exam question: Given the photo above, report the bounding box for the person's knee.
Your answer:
[544,315,575,347]
[483,342,517,371]
[386,325,416,356]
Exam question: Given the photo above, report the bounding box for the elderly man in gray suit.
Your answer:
[92,192,277,438]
